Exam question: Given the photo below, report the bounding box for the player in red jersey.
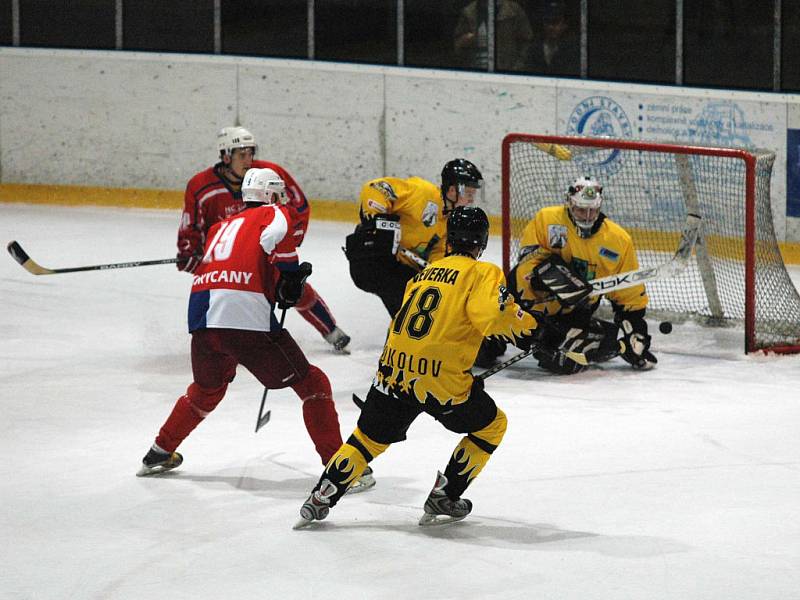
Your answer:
[176,126,350,353]
[138,168,374,491]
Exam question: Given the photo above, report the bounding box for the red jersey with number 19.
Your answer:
[188,204,297,333]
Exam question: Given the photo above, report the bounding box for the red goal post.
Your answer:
[501,133,800,354]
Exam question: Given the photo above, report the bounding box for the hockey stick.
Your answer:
[397,246,429,270]
[526,213,702,305]
[7,240,178,275]
[254,308,286,432]
[255,262,313,433]
[350,341,588,410]
[580,213,701,297]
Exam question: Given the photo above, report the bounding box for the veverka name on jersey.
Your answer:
[192,270,254,286]
[379,347,443,377]
[411,266,460,285]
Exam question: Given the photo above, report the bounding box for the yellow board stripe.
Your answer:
[2,183,799,263]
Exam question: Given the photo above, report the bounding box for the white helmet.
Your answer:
[242,168,287,205]
[217,126,257,158]
[565,176,603,238]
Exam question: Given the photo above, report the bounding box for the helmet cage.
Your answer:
[565,178,603,233]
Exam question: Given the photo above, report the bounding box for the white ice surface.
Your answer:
[1,203,799,600]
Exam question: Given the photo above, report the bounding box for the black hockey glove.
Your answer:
[530,254,592,308]
[344,214,401,262]
[474,336,508,369]
[276,262,313,310]
[616,309,657,370]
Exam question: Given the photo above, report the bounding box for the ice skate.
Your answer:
[294,479,338,529]
[324,327,351,354]
[418,471,472,526]
[345,466,375,495]
[136,446,183,477]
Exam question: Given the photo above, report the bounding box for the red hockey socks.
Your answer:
[291,365,343,464]
[154,383,226,452]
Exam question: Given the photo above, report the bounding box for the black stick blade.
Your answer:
[6,241,51,275]
[7,240,30,265]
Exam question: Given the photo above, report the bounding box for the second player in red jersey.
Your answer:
[176,126,350,353]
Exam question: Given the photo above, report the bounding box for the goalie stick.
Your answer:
[401,214,701,296]
[573,213,701,298]
[7,240,177,275]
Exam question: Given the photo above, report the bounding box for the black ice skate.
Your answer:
[324,327,351,354]
[418,471,472,526]
[294,479,339,529]
[136,446,183,477]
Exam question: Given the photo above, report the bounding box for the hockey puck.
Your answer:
[659,321,673,335]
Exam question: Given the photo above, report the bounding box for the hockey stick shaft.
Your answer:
[255,263,312,433]
[255,307,288,433]
[7,240,177,275]
[529,213,702,304]
[397,246,429,270]
[476,342,588,381]
[585,213,701,296]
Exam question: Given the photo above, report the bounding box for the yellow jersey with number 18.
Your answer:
[374,254,538,407]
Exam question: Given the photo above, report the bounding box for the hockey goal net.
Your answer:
[501,133,800,354]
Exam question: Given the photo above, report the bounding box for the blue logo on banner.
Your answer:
[687,101,753,147]
[566,96,633,177]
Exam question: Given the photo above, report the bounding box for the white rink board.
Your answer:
[1,47,799,240]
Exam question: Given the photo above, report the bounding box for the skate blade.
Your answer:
[333,346,351,355]
[135,453,183,477]
[418,513,468,527]
[136,462,181,477]
[345,477,376,495]
[293,517,317,530]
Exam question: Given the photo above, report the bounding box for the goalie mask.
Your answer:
[446,205,489,257]
[565,176,603,238]
[217,126,258,160]
[241,168,287,205]
[441,158,485,214]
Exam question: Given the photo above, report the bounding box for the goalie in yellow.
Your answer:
[295,206,540,528]
[477,175,657,373]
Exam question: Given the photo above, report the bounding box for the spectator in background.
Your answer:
[529,0,580,77]
[454,0,533,71]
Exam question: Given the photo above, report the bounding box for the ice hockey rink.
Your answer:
[2,202,799,600]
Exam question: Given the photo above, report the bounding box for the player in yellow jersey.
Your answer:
[344,159,484,316]
[296,206,540,528]
[480,175,657,374]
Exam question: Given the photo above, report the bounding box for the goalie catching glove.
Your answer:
[616,309,657,370]
[530,254,592,308]
[276,262,313,309]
